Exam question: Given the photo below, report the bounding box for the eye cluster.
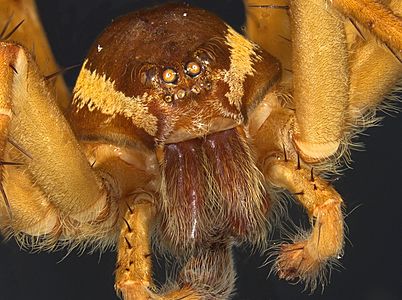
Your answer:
[140,53,213,103]
[161,61,202,85]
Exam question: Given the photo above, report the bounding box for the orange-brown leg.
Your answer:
[332,0,402,54]
[115,192,235,300]
[252,104,344,290]
[0,0,70,110]
[0,42,109,221]
[290,0,350,162]
[263,155,344,289]
[0,40,121,253]
[0,1,118,243]
[247,0,401,292]
[115,193,158,300]
[345,0,402,121]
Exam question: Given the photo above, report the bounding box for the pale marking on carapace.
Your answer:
[223,26,262,110]
[73,59,158,136]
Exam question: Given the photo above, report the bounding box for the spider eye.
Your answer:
[140,65,158,87]
[162,68,178,84]
[185,62,201,77]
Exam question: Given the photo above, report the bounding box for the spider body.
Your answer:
[71,4,280,256]
[0,0,400,299]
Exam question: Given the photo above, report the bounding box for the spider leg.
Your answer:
[263,155,344,289]
[0,0,70,110]
[115,192,235,300]
[332,0,402,54]
[0,43,116,246]
[289,0,350,162]
[287,0,401,164]
[115,193,157,300]
[251,99,343,290]
[346,0,402,121]
[245,0,401,151]
[247,0,400,292]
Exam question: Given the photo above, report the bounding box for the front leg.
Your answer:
[115,191,235,300]
[0,0,70,110]
[263,155,344,288]
[0,42,115,244]
[115,193,157,300]
[252,104,344,289]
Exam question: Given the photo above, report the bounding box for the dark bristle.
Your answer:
[0,14,13,39]
[126,202,133,214]
[283,144,288,162]
[297,154,301,170]
[310,168,314,182]
[248,4,289,10]
[44,64,81,81]
[0,182,12,219]
[124,237,132,249]
[8,64,18,74]
[278,34,292,43]
[2,19,25,40]
[7,138,32,159]
[122,217,132,232]
[385,44,402,64]
[349,18,366,41]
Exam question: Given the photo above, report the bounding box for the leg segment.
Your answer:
[263,155,344,289]
[252,105,344,289]
[332,0,402,54]
[115,193,156,300]
[0,0,70,110]
[346,0,402,121]
[0,43,115,243]
[115,192,235,300]
[248,0,400,292]
[3,43,107,220]
[290,0,349,162]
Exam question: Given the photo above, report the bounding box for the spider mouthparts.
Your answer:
[157,126,270,252]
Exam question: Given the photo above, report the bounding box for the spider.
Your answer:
[0,0,400,300]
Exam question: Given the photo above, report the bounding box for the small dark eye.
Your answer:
[185,62,201,77]
[140,65,158,86]
[162,68,178,84]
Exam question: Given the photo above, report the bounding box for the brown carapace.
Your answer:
[72,4,280,253]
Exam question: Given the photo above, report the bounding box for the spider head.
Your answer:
[71,4,280,147]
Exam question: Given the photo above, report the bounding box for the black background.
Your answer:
[0,1,401,299]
